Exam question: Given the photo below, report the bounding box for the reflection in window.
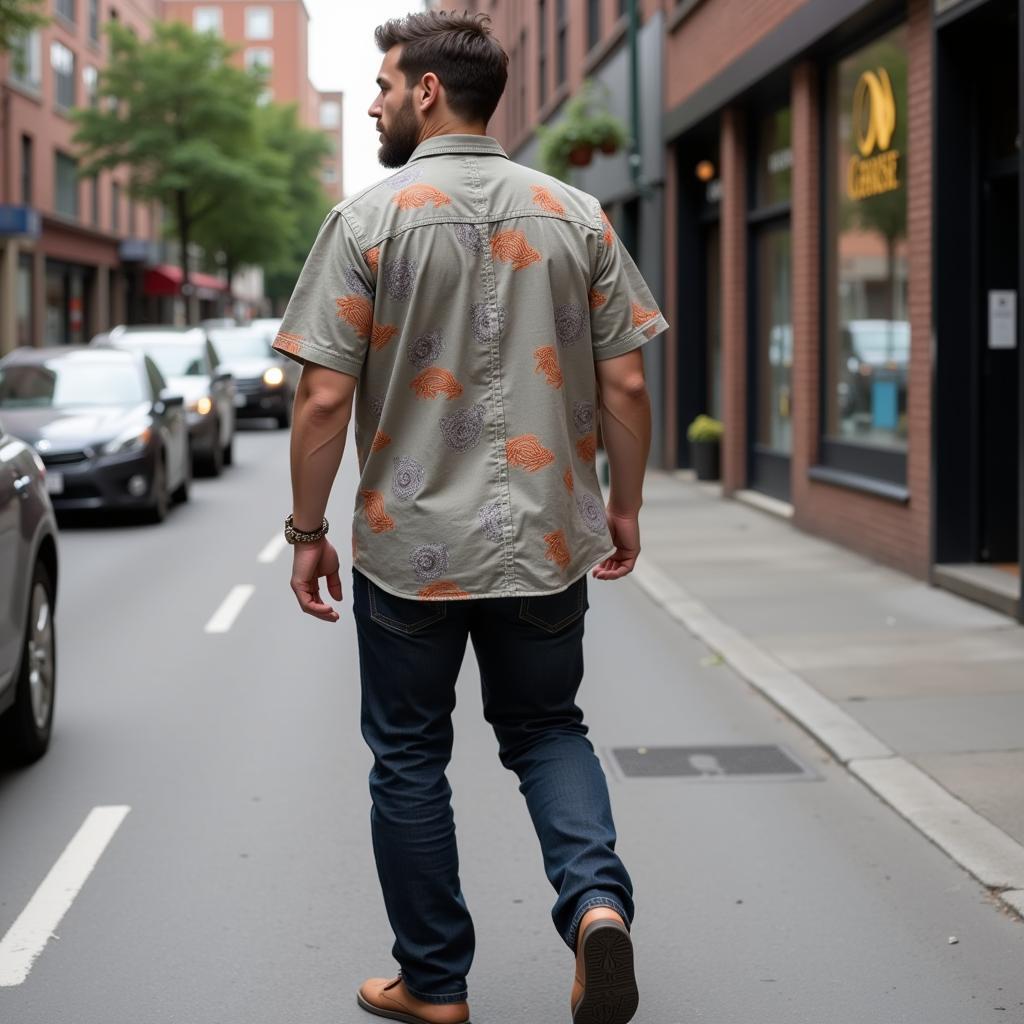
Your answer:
[51,41,76,109]
[756,226,792,453]
[193,6,222,35]
[825,25,909,452]
[55,151,79,219]
[10,30,42,91]
[0,364,145,408]
[245,6,273,40]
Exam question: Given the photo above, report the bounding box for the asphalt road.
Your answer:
[0,421,1022,1024]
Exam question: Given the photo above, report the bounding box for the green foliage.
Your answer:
[686,414,724,444]
[537,79,628,181]
[0,0,46,57]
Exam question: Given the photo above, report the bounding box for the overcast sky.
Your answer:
[306,1,421,197]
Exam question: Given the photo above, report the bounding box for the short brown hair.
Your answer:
[375,11,509,126]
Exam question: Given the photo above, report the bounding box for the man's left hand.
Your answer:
[290,538,343,622]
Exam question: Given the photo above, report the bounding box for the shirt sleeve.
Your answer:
[271,209,374,378]
[588,210,670,361]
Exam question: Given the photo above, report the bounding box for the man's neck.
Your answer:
[417,120,487,144]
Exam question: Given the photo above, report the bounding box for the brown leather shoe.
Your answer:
[570,912,639,1024]
[356,976,470,1024]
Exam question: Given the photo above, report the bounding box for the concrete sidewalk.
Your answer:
[629,469,1024,921]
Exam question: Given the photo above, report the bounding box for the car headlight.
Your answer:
[263,367,285,387]
[102,426,152,455]
[189,396,213,415]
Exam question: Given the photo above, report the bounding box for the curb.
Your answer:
[630,559,1024,921]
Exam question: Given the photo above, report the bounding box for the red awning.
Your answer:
[143,264,228,299]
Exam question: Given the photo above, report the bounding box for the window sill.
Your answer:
[807,464,909,504]
[53,12,78,34]
[583,18,628,77]
[6,79,43,103]
[668,0,708,34]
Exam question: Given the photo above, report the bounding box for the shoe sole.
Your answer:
[356,991,470,1024]
[572,920,639,1024]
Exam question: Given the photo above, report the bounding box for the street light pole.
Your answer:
[626,0,647,197]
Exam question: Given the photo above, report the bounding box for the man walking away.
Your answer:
[272,11,668,1024]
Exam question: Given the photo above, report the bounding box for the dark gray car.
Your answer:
[208,327,298,429]
[0,418,59,764]
[0,347,190,523]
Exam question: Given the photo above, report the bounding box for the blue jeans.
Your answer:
[351,567,633,1005]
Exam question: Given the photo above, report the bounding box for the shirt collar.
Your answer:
[407,134,509,162]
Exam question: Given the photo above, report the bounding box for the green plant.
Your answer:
[686,414,724,443]
[537,79,629,180]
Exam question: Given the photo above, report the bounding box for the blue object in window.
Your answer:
[872,378,898,431]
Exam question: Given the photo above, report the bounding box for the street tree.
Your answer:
[0,0,46,56]
[72,22,266,321]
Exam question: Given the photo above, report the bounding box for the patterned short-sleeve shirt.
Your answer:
[274,134,669,601]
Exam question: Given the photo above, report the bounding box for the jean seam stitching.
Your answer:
[401,982,469,1004]
[566,896,627,947]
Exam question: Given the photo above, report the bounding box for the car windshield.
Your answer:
[0,362,146,408]
[208,329,274,360]
[126,341,206,378]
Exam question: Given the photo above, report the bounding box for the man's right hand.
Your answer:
[591,509,640,580]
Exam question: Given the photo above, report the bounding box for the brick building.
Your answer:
[435,0,1022,619]
[161,0,344,203]
[0,0,170,352]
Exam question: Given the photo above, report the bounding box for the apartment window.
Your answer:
[83,64,99,106]
[245,6,273,40]
[193,7,222,35]
[322,166,338,184]
[21,135,33,204]
[555,0,567,87]
[320,100,341,128]
[56,0,76,24]
[244,47,273,72]
[822,25,909,476]
[257,87,273,106]
[88,0,100,42]
[51,41,76,111]
[111,181,121,232]
[90,176,100,227]
[9,30,42,92]
[55,152,80,219]
[587,0,601,51]
[538,0,547,108]
[519,29,527,132]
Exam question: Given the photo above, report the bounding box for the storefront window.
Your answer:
[756,226,793,453]
[825,26,909,453]
[705,224,721,420]
[756,107,792,207]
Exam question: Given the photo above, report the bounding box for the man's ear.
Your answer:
[417,71,442,114]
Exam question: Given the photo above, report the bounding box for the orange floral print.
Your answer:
[273,330,303,355]
[393,184,452,210]
[576,433,597,463]
[506,434,555,472]
[337,295,373,339]
[563,467,574,493]
[588,289,607,310]
[531,184,566,215]
[418,580,469,600]
[371,322,398,350]
[359,489,395,534]
[533,346,563,389]
[544,530,571,569]
[364,247,380,272]
[370,430,391,452]
[490,229,542,270]
[410,367,464,400]
[631,302,659,327]
[600,209,614,247]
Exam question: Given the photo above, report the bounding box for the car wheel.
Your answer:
[223,437,234,467]
[205,424,224,477]
[0,561,57,766]
[172,446,191,504]
[144,456,170,523]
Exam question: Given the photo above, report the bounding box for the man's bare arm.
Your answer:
[289,364,357,531]
[596,349,651,515]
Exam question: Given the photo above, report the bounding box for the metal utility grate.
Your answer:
[611,744,811,779]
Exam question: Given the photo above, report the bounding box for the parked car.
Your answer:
[199,317,237,331]
[103,325,236,476]
[248,317,283,341]
[0,347,190,523]
[207,326,298,429]
[0,416,58,765]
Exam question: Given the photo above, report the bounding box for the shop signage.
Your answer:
[847,68,900,201]
[0,205,41,239]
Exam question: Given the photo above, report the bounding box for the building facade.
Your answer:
[0,0,167,353]
[438,0,1022,619]
[161,0,345,203]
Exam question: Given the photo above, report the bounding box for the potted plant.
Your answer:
[537,80,629,180]
[686,414,723,481]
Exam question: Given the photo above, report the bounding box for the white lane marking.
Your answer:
[0,805,130,987]
[257,532,288,564]
[204,585,255,634]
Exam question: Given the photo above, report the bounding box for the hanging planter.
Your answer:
[537,80,629,181]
